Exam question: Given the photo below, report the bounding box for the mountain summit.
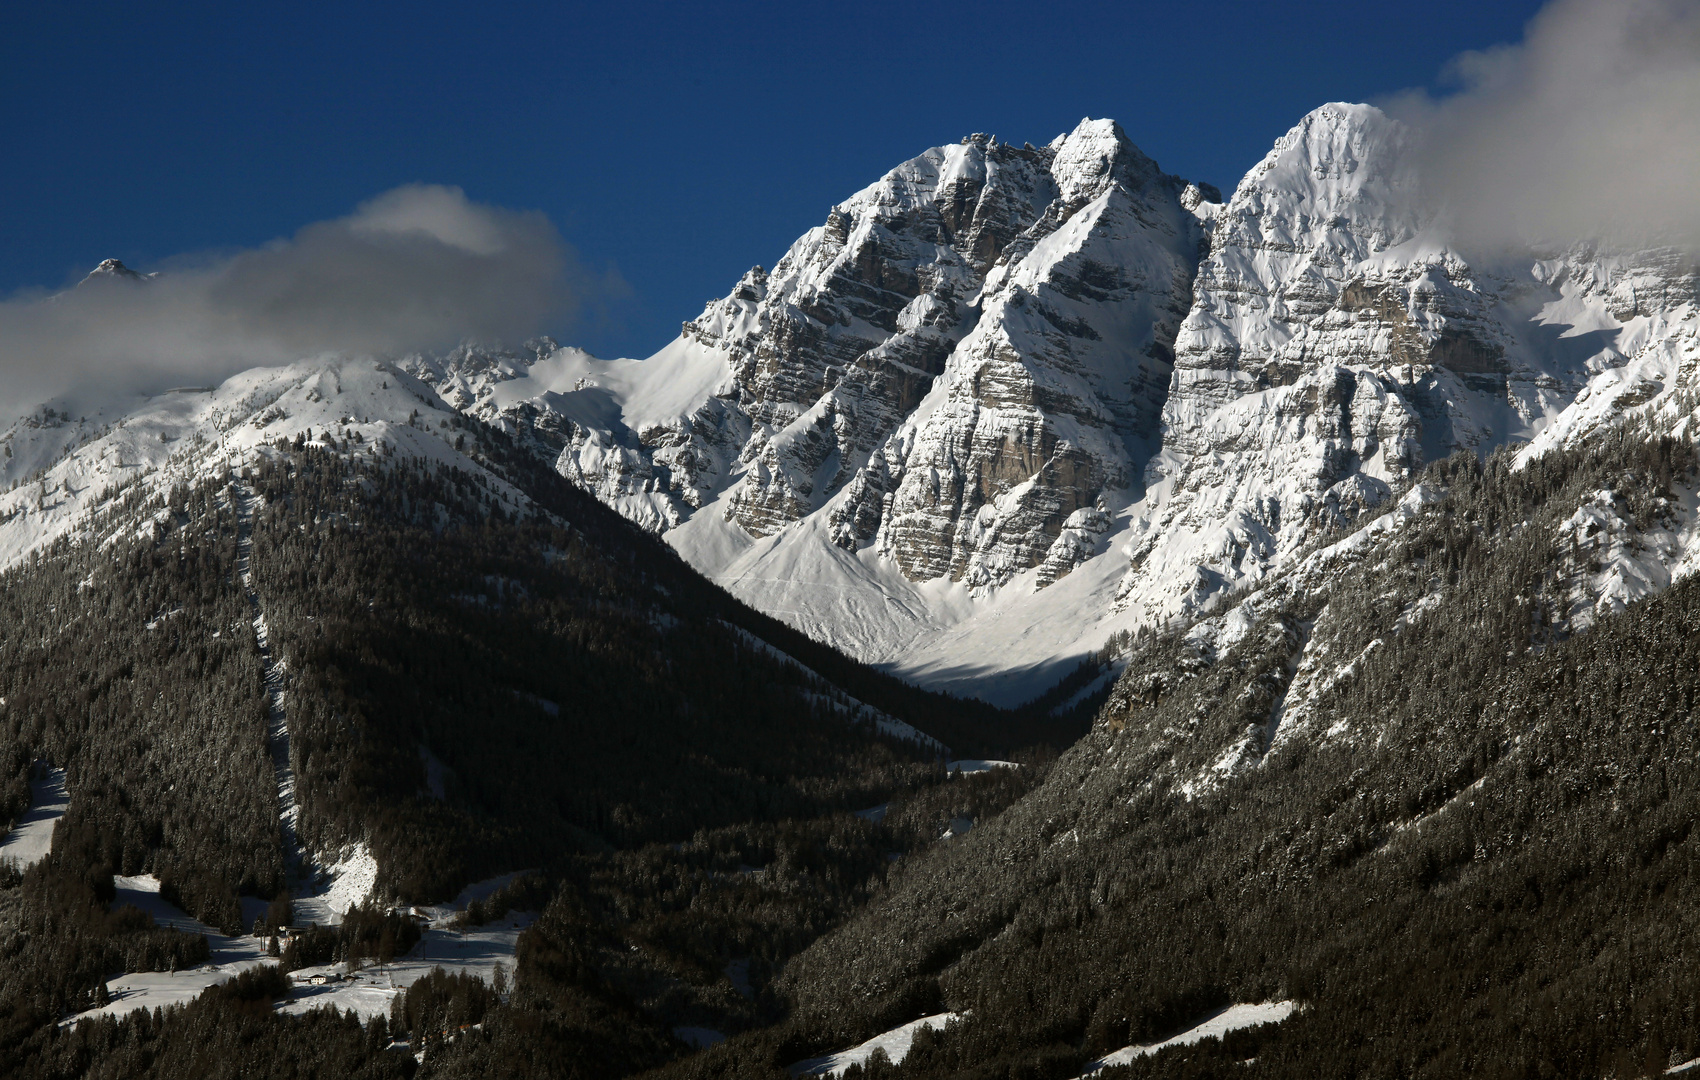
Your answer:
[78,258,148,284]
[400,106,1700,705]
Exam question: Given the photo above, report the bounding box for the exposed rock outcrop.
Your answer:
[400,105,1700,702]
[1112,102,1698,620]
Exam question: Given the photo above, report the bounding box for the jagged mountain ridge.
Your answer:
[406,119,1217,581]
[8,105,1697,710]
[399,102,1700,705]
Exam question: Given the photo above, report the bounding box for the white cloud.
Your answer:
[0,185,586,414]
[1393,0,1700,252]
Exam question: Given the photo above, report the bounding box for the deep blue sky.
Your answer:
[2,1,1546,359]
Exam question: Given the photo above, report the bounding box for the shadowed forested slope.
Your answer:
[623,434,1700,1080]
[0,414,1069,1078]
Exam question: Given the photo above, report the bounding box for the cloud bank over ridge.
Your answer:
[1394,0,1700,252]
[0,184,584,417]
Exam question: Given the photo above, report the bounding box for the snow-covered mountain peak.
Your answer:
[79,258,149,285]
[1249,102,1398,179]
[0,356,539,572]
[1108,97,1700,631]
[36,103,1676,712]
[1048,117,1160,205]
[387,120,1218,698]
[1231,102,1420,256]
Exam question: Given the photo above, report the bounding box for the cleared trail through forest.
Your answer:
[234,483,309,889]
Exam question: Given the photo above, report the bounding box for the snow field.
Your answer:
[67,875,273,1023]
[66,871,536,1026]
[0,767,69,869]
[1078,1001,1297,1075]
[789,1012,963,1077]
[278,910,535,1021]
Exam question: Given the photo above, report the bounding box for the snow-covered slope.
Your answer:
[1079,1002,1297,1076]
[0,767,69,869]
[404,120,1216,701]
[20,106,1697,713]
[399,105,1698,707]
[0,356,529,572]
[1114,102,1700,624]
[790,1012,963,1077]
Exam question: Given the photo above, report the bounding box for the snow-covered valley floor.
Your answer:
[67,875,274,1023]
[278,911,535,1020]
[282,871,538,1020]
[64,872,535,1026]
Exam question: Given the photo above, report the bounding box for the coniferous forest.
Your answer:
[3,410,1700,1079]
[0,416,1062,1078]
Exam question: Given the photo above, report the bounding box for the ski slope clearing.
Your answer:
[278,910,535,1021]
[0,767,68,869]
[789,1012,962,1077]
[67,875,274,1023]
[1079,1001,1297,1074]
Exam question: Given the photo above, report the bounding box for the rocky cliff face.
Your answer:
[682,120,1209,589]
[700,132,1060,543]
[845,120,1208,586]
[399,104,1700,703]
[1112,102,1700,621]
